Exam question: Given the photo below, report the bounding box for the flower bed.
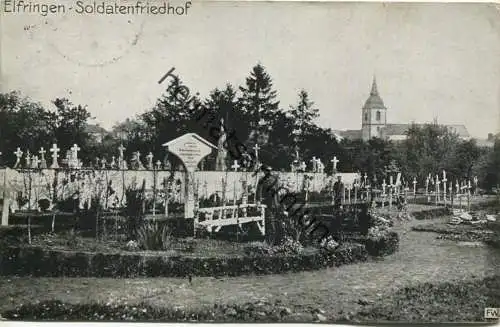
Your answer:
[0,242,368,278]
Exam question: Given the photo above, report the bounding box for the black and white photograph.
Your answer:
[0,0,499,323]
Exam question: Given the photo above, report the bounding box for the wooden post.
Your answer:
[152,169,157,216]
[2,168,9,226]
[184,172,196,219]
[389,186,392,209]
[164,177,169,218]
[450,184,454,208]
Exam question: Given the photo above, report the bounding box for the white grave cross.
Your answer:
[39,147,47,169]
[331,156,339,171]
[253,144,260,164]
[31,155,40,169]
[50,144,60,168]
[311,156,317,172]
[442,170,448,203]
[25,150,31,168]
[70,144,80,168]
[231,160,240,172]
[146,152,154,170]
[13,147,23,168]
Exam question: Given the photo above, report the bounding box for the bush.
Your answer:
[365,230,399,256]
[136,221,171,251]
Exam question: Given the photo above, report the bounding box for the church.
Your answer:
[335,78,470,142]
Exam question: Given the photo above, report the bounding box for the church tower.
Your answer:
[361,77,387,141]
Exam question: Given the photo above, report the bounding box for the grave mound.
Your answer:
[0,236,369,278]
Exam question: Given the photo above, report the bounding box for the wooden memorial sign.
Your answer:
[163,133,216,173]
[163,133,217,218]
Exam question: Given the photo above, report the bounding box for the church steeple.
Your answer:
[362,76,387,141]
[370,76,378,96]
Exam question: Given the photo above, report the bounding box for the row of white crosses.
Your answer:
[13,143,81,169]
[424,171,479,205]
[96,145,166,171]
[291,156,341,174]
[380,173,404,208]
[310,157,325,173]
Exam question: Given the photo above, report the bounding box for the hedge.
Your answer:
[0,242,368,278]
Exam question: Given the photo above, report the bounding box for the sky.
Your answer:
[2,1,500,138]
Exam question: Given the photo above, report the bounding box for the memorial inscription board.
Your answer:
[163,133,217,173]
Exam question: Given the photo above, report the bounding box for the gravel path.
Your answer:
[1,215,499,317]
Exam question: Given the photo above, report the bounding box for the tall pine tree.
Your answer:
[288,89,319,159]
[238,63,280,144]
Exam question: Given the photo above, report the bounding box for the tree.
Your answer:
[288,90,319,131]
[199,84,245,169]
[0,92,55,166]
[52,98,93,164]
[141,74,201,152]
[288,89,319,160]
[401,123,461,183]
[238,63,280,139]
[479,139,500,191]
[349,138,396,181]
[445,139,481,179]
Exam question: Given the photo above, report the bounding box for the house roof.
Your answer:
[337,129,362,140]
[446,124,470,138]
[331,131,345,141]
[86,124,108,134]
[475,138,495,148]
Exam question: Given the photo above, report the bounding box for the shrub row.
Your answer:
[0,243,368,278]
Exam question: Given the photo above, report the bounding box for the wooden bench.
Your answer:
[195,203,266,235]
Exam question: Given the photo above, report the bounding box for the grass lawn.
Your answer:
[354,275,500,322]
[2,274,499,322]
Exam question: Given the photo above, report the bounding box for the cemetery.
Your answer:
[0,65,499,322]
[0,130,498,322]
[0,132,384,277]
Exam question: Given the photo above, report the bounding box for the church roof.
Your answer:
[382,123,470,138]
[363,77,386,110]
